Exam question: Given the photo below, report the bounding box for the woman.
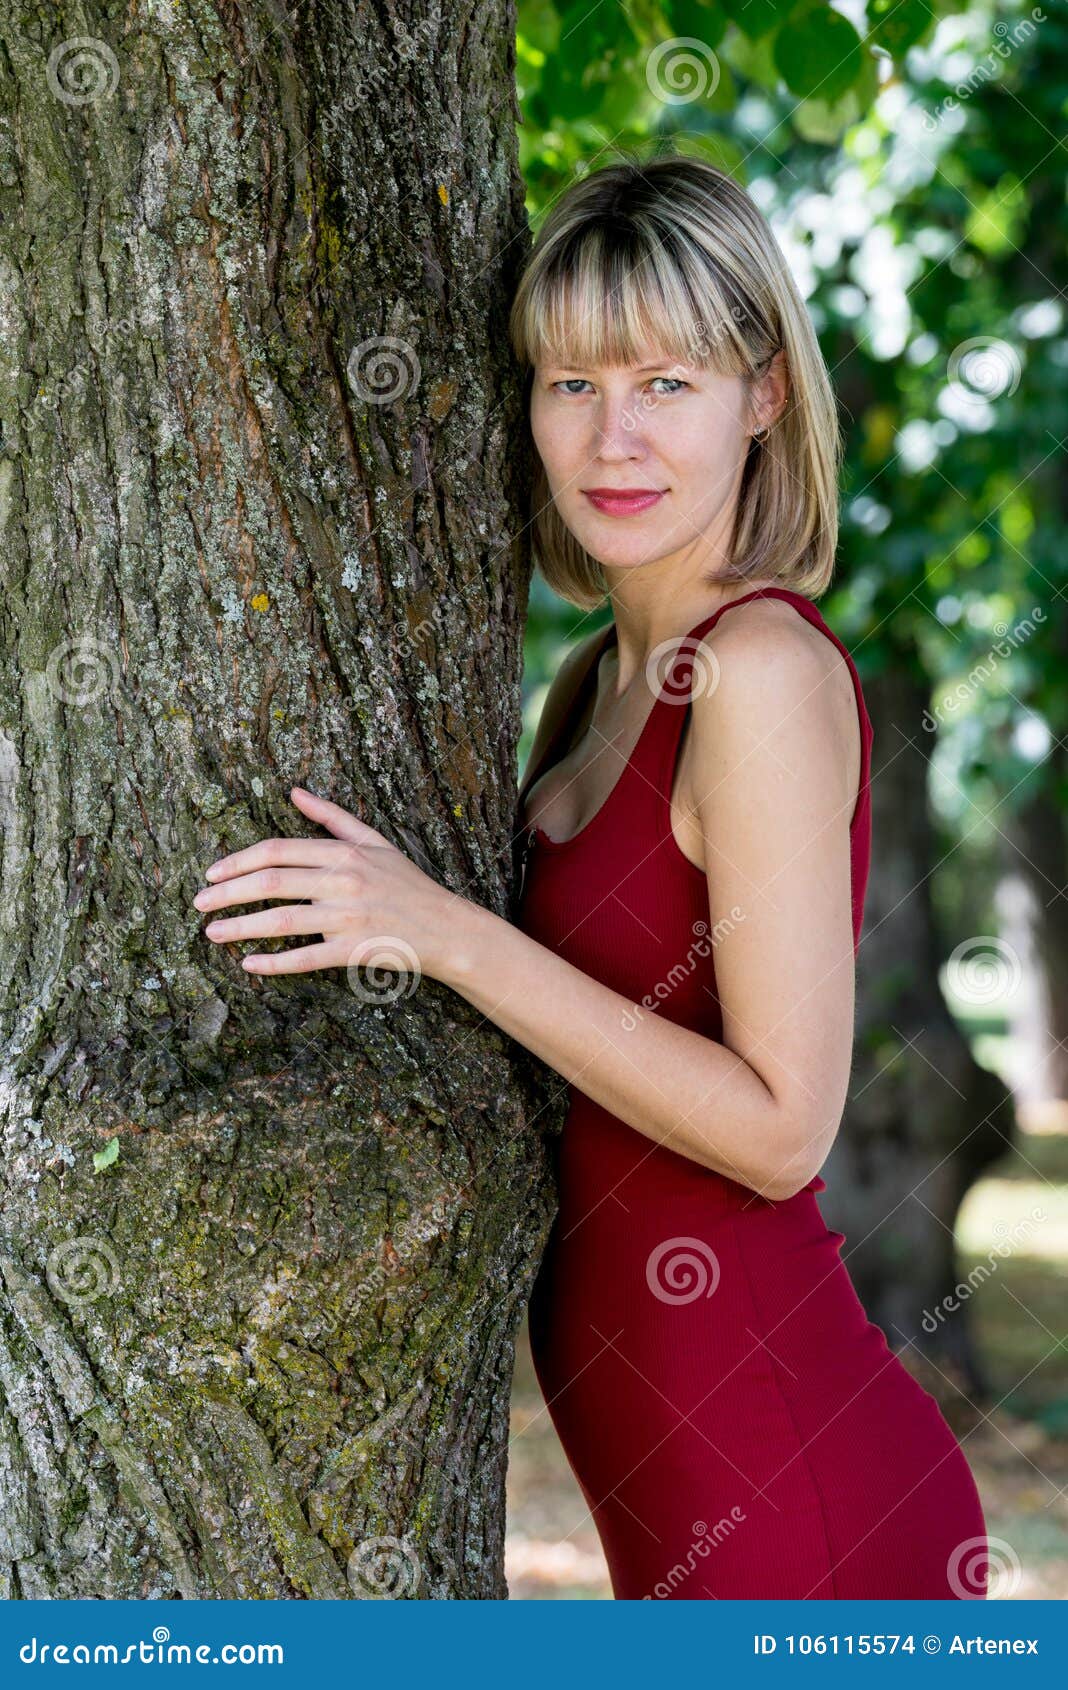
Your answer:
[193,155,989,1600]
[504,155,994,1602]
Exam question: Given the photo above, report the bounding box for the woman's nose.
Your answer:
[592,395,648,452]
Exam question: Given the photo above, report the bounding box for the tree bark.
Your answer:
[823,661,1014,1398]
[0,0,555,1598]
[995,773,1068,1110]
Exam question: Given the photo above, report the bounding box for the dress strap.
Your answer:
[645,585,874,837]
[515,587,874,861]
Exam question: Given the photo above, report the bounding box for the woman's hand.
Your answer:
[193,786,466,986]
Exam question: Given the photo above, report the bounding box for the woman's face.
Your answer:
[530,345,773,575]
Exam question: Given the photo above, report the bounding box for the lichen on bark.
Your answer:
[0,0,557,1598]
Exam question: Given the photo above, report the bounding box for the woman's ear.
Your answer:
[751,348,790,434]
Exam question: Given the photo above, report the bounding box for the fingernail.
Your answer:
[205,922,223,936]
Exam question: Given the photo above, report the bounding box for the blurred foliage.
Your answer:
[514,0,1067,856]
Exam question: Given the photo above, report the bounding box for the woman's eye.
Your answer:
[551,377,688,397]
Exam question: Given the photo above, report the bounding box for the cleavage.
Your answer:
[524,653,653,839]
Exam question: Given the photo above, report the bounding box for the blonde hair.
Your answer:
[508,152,842,610]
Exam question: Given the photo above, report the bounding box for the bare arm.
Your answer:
[195,617,859,1200]
[447,614,859,1201]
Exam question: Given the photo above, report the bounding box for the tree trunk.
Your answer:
[995,778,1068,1110]
[0,0,554,1599]
[823,662,1014,1397]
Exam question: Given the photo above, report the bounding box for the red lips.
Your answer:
[583,488,665,515]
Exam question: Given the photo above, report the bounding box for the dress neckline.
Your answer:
[520,586,809,852]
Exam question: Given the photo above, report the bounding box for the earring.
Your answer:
[752,425,770,442]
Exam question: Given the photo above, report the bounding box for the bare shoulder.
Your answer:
[679,598,862,1193]
[698,595,852,692]
[685,597,859,819]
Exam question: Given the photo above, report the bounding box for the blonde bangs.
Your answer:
[508,154,843,612]
[511,223,752,382]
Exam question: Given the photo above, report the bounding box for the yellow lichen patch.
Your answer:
[437,184,449,206]
[427,378,458,421]
[250,593,270,613]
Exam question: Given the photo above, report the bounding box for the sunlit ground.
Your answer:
[504,1107,1068,1600]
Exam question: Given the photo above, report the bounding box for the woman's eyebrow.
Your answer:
[543,360,686,373]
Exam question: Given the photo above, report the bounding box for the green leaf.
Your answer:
[557,0,635,56]
[866,0,933,57]
[792,37,879,141]
[773,4,865,103]
[93,1136,120,1171]
[538,3,640,121]
[517,0,561,55]
[665,0,728,49]
[723,24,783,90]
[965,176,1028,257]
[793,91,858,143]
[720,0,796,40]
[809,38,881,129]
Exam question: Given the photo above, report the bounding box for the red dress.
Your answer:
[514,587,988,1600]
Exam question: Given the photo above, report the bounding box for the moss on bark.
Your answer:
[0,0,557,1597]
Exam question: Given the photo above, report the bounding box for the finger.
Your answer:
[204,837,350,884]
[289,786,390,848]
[241,939,345,975]
[204,904,349,944]
[195,866,348,913]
